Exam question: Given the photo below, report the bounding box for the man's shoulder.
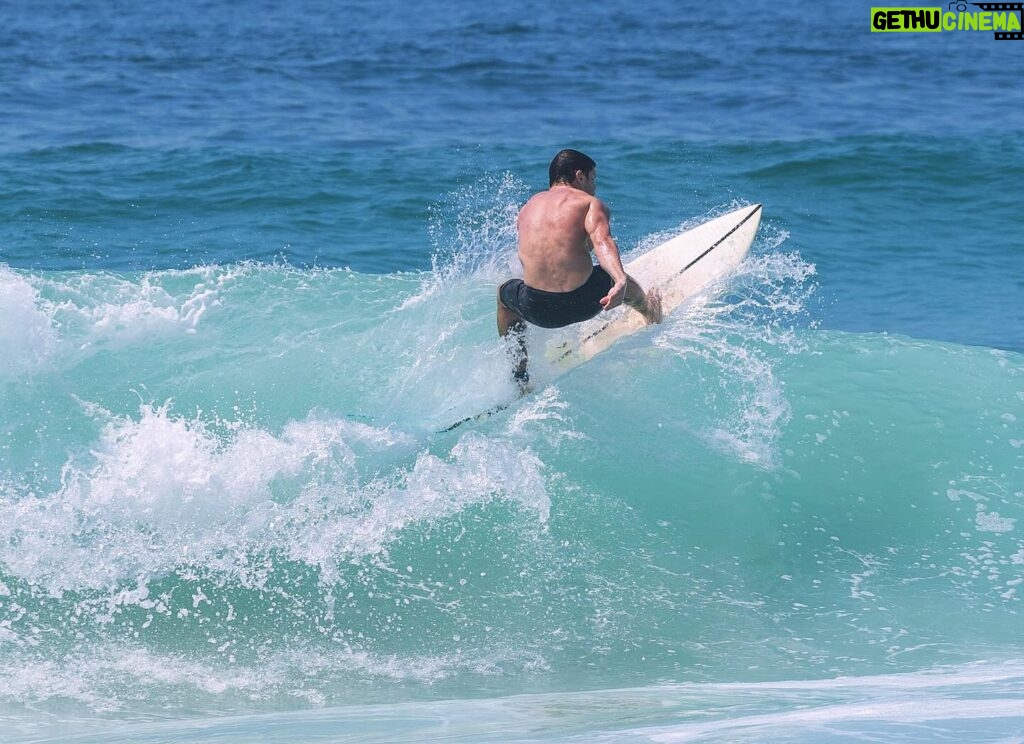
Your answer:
[560,189,604,212]
[585,195,610,217]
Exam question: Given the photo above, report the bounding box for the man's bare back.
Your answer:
[516,184,603,293]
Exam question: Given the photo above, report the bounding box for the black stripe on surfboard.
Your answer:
[438,402,510,433]
[556,203,762,363]
[671,203,762,281]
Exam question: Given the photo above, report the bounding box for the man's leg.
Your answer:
[623,275,663,324]
[497,289,530,395]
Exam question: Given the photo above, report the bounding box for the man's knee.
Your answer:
[497,297,525,337]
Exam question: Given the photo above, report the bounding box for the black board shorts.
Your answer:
[499,266,614,329]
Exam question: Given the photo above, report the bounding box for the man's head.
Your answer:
[549,149,597,193]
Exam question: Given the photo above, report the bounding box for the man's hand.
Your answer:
[600,279,627,311]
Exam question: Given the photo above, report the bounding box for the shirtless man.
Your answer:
[497,149,662,391]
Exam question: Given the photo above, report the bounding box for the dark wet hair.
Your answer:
[548,149,596,187]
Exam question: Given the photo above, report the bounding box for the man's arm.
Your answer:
[585,198,629,310]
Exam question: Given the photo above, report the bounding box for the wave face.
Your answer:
[1,207,1022,730]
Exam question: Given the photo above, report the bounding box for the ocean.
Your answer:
[1,0,1023,741]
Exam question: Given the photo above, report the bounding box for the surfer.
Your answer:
[497,149,662,392]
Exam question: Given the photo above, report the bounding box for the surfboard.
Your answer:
[548,202,762,370]
[440,203,762,432]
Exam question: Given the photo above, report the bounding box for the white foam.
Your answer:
[976,511,1017,534]
[50,266,237,351]
[0,265,58,380]
[0,264,248,383]
[0,638,552,720]
[0,402,549,594]
[505,386,584,444]
[290,430,549,581]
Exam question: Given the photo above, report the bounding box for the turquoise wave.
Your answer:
[1,249,1021,717]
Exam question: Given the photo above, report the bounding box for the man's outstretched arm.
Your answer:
[585,198,663,324]
[584,199,629,310]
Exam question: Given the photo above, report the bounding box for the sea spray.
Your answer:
[427,170,528,285]
[0,266,58,380]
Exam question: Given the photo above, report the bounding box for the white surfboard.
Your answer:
[440,204,762,432]
[548,203,762,370]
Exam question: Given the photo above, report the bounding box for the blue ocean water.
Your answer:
[1,1,1023,742]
